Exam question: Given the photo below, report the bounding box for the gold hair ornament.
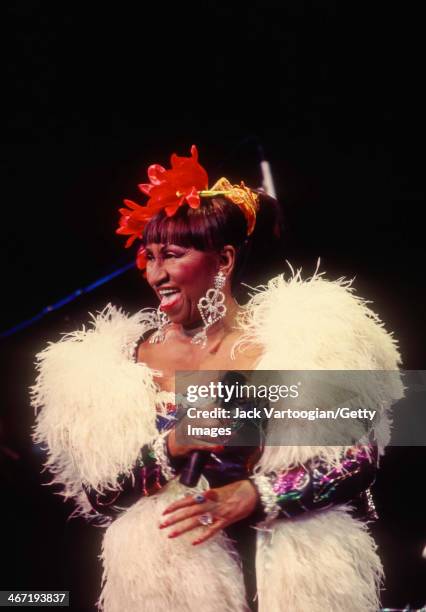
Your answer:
[199,177,259,236]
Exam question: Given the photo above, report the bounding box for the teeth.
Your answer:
[159,289,178,295]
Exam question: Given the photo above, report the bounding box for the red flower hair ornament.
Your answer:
[116,145,259,271]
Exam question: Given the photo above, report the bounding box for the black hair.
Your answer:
[141,192,284,301]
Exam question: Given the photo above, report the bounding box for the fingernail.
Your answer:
[162,509,170,515]
[159,522,168,529]
[168,532,178,539]
[192,540,201,546]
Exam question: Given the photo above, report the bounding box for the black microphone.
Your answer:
[179,371,248,488]
[179,450,210,488]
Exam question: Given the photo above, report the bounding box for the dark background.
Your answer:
[1,3,425,610]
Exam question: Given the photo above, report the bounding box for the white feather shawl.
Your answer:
[30,264,404,612]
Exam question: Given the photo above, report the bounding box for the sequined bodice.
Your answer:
[155,401,177,433]
[153,387,180,433]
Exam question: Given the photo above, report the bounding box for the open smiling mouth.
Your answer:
[158,289,182,311]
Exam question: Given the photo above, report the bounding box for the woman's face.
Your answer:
[145,243,220,327]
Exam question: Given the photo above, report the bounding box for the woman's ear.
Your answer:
[219,245,236,278]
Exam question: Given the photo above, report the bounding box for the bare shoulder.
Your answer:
[229,329,264,356]
[136,328,181,368]
[136,335,152,361]
[215,330,264,369]
[136,333,163,366]
[232,343,264,368]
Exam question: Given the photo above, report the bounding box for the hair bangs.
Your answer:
[141,199,242,252]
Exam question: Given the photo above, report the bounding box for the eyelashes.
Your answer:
[145,245,189,261]
[146,252,181,261]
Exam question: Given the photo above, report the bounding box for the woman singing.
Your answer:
[31,145,404,611]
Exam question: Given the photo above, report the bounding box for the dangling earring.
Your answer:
[149,306,171,344]
[191,270,227,349]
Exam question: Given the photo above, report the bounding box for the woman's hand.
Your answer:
[159,480,260,545]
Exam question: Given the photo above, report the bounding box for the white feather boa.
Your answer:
[31,264,404,611]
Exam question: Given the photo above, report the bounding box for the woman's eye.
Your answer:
[165,252,178,258]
